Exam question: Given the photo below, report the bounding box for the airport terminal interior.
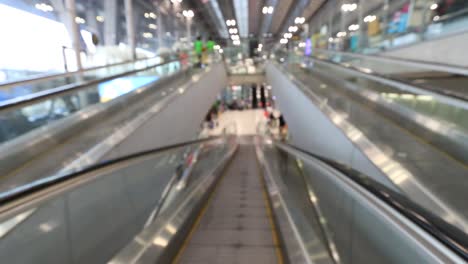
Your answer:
[0,0,467,263]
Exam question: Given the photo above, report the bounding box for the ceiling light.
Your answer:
[233,40,240,45]
[280,38,288,44]
[341,3,357,12]
[214,45,220,50]
[229,28,238,34]
[142,32,153,38]
[182,10,194,18]
[75,17,86,24]
[284,33,292,39]
[226,19,236,26]
[336,31,347,37]
[288,26,298,32]
[231,35,240,40]
[262,6,274,14]
[294,17,305,24]
[35,3,54,12]
[364,15,376,23]
[96,16,104,22]
[148,23,157,29]
[430,3,438,10]
[348,24,359,31]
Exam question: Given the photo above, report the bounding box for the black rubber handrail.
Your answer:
[0,59,181,112]
[276,141,468,261]
[0,136,222,207]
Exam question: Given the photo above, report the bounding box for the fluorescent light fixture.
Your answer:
[294,17,305,24]
[364,15,377,23]
[226,19,236,26]
[35,3,54,12]
[75,17,86,24]
[182,10,194,18]
[348,24,359,31]
[336,31,347,37]
[341,3,357,12]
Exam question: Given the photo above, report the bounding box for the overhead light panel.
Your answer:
[35,3,54,12]
[262,6,274,14]
[182,10,194,18]
[336,31,347,37]
[280,38,288,44]
[294,17,305,24]
[75,17,86,24]
[288,26,298,32]
[226,19,236,26]
[364,15,376,23]
[348,24,359,31]
[341,3,357,12]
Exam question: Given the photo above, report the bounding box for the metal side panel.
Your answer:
[265,62,398,191]
[0,68,190,180]
[109,140,238,264]
[255,137,335,264]
[274,142,465,264]
[104,64,229,160]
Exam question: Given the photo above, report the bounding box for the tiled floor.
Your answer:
[176,144,281,264]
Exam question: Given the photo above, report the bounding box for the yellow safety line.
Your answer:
[257,158,284,264]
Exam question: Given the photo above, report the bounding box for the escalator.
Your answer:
[0,136,465,263]
[268,54,468,234]
[173,144,283,264]
[312,49,468,100]
[0,58,224,194]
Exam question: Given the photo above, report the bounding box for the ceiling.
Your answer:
[185,0,329,41]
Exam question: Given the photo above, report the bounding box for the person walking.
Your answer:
[194,36,203,67]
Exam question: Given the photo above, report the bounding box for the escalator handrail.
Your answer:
[307,56,468,106]
[274,140,468,260]
[0,59,182,112]
[0,136,222,209]
[0,54,173,89]
[315,48,468,77]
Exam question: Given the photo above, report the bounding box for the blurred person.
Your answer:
[206,37,215,63]
[194,36,203,67]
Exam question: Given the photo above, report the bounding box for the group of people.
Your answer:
[194,36,216,67]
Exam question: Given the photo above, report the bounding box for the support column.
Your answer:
[104,0,117,45]
[358,0,364,49]
[125,0,136,60]
[65,0,82,70]
[157,8,165,50]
